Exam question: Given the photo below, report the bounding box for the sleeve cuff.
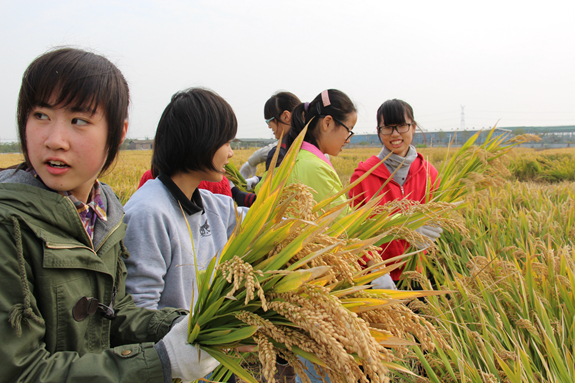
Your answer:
[154,340,172,383]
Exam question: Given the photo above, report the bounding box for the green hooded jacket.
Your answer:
[0,169,186,382]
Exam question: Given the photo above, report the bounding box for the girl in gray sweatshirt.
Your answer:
[123,88,248,311]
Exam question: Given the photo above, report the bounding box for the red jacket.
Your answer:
[349,154,439,281]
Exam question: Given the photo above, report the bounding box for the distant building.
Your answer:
[127,139,153,150]
[231,138,277,149]
[126,125,575,151]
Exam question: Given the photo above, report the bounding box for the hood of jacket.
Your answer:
[0,168,124,250]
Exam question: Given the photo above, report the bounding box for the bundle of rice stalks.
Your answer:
[183,127,457,383]
[225,161,248,192]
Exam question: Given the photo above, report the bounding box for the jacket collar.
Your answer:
[301,141,334,169]
[359,153,426,180]
[158,172,204,215]
[0,168,125,250]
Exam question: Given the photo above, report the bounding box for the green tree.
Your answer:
[0,142,21,153]
[513,127,526,136]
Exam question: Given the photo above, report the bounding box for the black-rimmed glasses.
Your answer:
[334,118,354,140]
[378,123,412,135]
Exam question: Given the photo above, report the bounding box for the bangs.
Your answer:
[263,97,277,120]
[379,102,407,126]
[17,48,130,174]
[212,104,237,148]
[25,54,111,115]
[377,99,415,127]
[263,92,301,120]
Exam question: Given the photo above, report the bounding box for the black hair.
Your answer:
[286,89,356,149]
[263,91,301,120]
[376,99,417,145]
[17,47,129,173]
[152,88,237,176]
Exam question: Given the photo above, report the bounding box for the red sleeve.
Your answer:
[198,177,232,197]
[138,169,154,189]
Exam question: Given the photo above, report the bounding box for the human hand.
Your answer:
[414,225,443,249]
[371,273,397,290]
[246,176,260,191]
[161,314,220,381]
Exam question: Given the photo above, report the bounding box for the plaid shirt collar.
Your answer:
[28,168,107,240]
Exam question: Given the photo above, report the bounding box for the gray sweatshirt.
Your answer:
[123,176,248,311]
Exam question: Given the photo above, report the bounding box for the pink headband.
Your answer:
[321,90,331,107]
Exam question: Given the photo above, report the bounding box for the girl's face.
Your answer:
[267,111,291,140]
[203,141,234,182]
[317,112,357,156]
[26,104,126,203]
[379,113,415,157]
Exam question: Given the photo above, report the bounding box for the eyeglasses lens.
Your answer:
[379,123,411,135]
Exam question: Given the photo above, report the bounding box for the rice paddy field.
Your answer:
[1,146,574,382]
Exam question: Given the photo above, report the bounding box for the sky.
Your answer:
[1,0,573,142]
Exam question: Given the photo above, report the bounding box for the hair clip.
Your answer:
[321,90,331,107]
[304,102,309,112]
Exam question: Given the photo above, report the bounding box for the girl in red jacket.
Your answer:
[349,99,442,289]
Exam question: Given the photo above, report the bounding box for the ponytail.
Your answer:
[286,89,356,150]
[264,91,301,120]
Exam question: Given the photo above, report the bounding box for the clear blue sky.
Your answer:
[1,0,573,142]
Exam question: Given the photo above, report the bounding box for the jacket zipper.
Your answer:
[45,243,98,256]
[94,213,124,253]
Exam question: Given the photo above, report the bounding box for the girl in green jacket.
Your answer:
[0,48,217,383]
[284,89,356,383]
[284,89,357,212]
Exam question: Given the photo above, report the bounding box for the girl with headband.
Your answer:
[284,89,356,211]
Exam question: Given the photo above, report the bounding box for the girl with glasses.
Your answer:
[285,88,356,383]
[262,91,301,169]
[235,92,301,201]
[349,99,442,289]
[284,89,357,210]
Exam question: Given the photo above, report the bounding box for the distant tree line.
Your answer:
[0,142,21,153]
